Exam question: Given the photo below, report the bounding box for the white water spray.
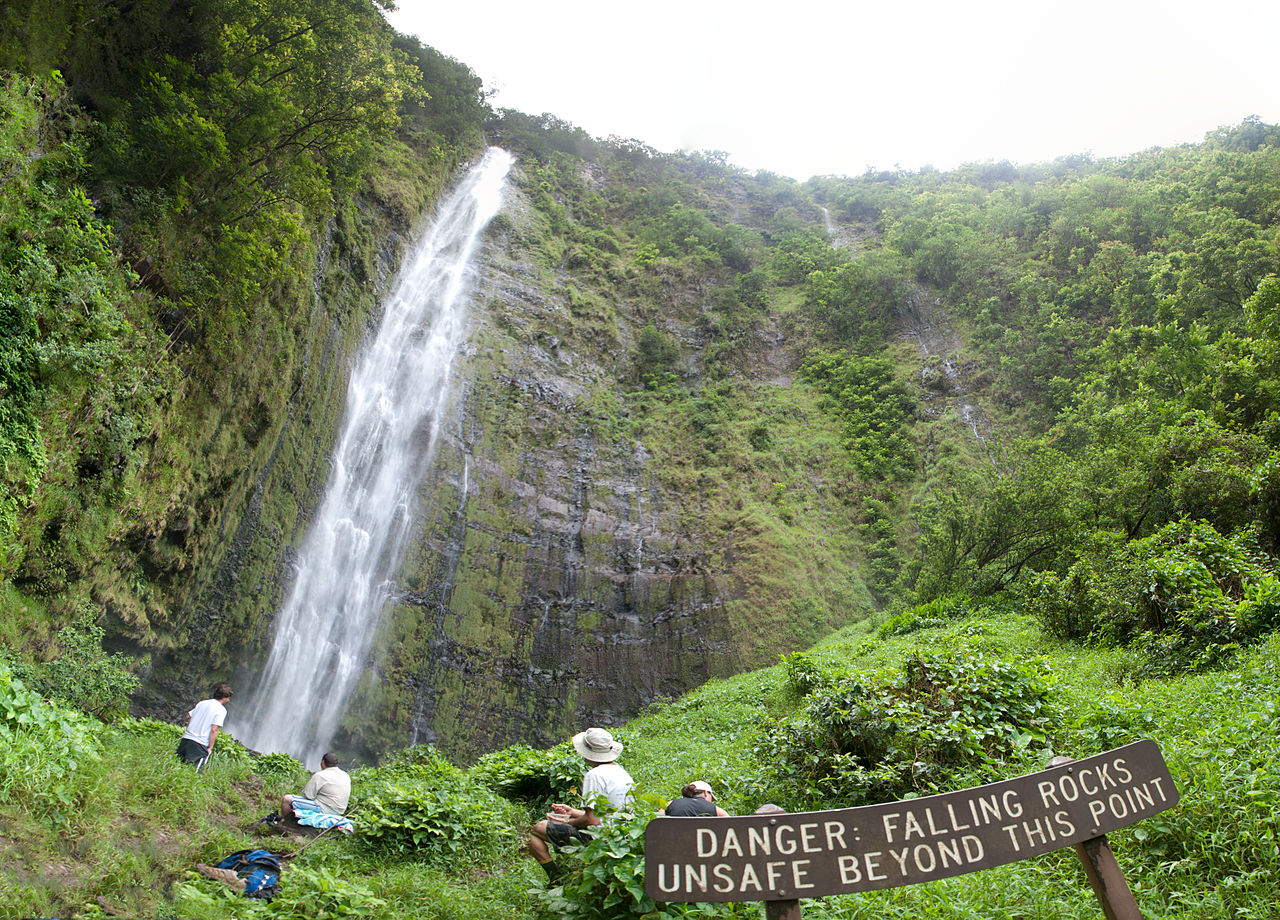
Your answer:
[238,148,514,761]
[821,206,836,237]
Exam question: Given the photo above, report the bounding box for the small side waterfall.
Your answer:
[821,205,836,237]
[238,148,514,761]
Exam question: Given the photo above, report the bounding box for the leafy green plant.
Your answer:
[0,662,102,818]
[28,606,141,720]
[747,652,1052,810]
[779,651,853,697]
[469,742,583,808]
[252,751,306,786]
[264,863,389,919]
[798,350,915,480]
[635,324,681,391]
[532,792,746,920]
[780,651,825,696]
[876,595,969,638]
[112,715,183,740]
[356,746,515,864]
[1029,519,1280,675]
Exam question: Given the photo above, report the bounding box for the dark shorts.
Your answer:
[177,738,208,764]
[546,820,594,848]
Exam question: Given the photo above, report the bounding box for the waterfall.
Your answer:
[821,206,836,237]
[237,148,514,762]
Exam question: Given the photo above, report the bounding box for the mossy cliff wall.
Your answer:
[145,151,877,761]
[326,164,874,762]
[134,169,451,719]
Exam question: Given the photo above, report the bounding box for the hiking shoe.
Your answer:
[196,863,248,893]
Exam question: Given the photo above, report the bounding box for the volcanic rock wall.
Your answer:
[336,177,746,761]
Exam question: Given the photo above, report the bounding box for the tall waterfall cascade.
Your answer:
[238,148,514,762]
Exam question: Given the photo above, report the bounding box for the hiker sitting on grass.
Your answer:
[664,780,729,817]
[283,752,350,818]
[527,727,634,883]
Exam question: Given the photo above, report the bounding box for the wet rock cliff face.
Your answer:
[134,210,410,722]
[158,157,871,761]
[337,179,747,762]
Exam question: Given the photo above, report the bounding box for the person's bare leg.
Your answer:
[527,819,563,882]
[527,820,552,863]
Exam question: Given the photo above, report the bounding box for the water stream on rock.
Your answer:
[238,148,514,762]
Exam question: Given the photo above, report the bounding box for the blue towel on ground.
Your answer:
[293,807,354,834]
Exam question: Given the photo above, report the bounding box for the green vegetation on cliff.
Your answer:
[0,3,490,703]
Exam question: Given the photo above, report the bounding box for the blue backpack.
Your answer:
[215,848,283,899]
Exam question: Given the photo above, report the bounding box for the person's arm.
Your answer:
[207,724,220,751]
[546,802,600,828]
[715,805,729,817]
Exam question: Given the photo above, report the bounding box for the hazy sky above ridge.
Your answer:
[385,0,1280,181]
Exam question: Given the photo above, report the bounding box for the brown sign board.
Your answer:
[644,740,1177,903]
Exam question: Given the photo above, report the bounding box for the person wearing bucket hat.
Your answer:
[664,780,729,817]
[526,727,634,883]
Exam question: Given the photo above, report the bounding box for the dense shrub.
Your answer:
[1027,519,1280,674]
[356,745,515,864]
[876,595,970,638]
[635,324,681,391]
[532,794,748,920]
[111,716,183,740]
[26,608,141,720]
[799,350,915,480]
[746,653,1052,810]
[251,751,306,786]
[468,741,583,808]
[780,651,831,696]
[0,662,101,818]
[175,862,389,919]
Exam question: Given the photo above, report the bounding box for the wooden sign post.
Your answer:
[1046,754,1143,920]
[644,740,1178,918]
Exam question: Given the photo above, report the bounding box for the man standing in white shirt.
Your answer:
[177,683,232,768]
[527,727,634,883]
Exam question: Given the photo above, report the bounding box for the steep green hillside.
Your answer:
[335,127,890,761]
[0,3,492,724]
[336,114,1280,760]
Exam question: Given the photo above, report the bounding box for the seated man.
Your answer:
[283,752,350,819]
[527,727,634,882]
[664,780,729,816]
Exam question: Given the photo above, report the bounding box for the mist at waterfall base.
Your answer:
[236,149,514,764]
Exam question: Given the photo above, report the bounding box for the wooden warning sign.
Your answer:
[644,740,1177,903]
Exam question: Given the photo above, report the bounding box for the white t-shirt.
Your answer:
[582,762,634,821]
[181,698,227,746]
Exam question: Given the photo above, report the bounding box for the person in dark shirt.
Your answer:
[664,780,729,817]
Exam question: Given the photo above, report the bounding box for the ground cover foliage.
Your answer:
[3,602,1280,917]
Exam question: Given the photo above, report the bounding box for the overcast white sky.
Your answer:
[385,1,1280,181]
